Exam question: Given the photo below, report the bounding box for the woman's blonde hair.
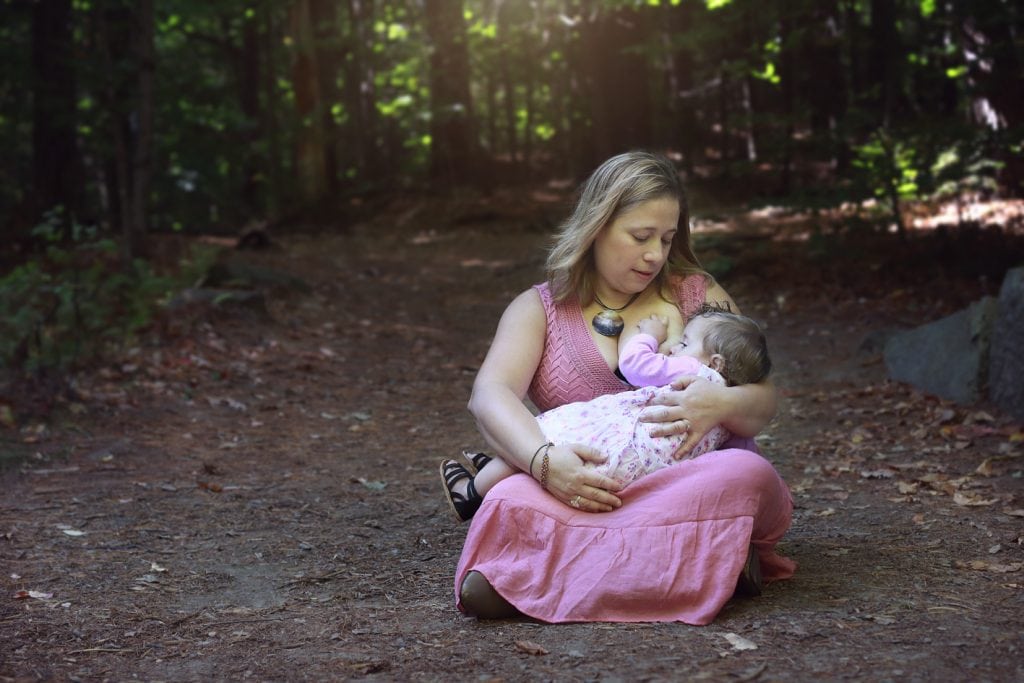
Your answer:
[545,150,706,304]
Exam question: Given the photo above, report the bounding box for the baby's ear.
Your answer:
[708,354,726,373]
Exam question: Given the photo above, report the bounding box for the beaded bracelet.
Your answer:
[529,441,553,478]
[539,443,552,490]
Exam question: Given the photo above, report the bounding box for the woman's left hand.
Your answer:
[637,374,728,456]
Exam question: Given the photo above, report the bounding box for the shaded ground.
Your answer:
[2,189,1023,682]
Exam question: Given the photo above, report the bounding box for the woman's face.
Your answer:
[592,196,679,297]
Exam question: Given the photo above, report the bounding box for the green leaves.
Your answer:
[0,213,183,374]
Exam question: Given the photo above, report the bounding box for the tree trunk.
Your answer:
[868,0,900,127]
[778,0,795,193]
[95,4,133,249]
[128,0,154,259]
[262,8,283,213]
[310,0,340,196]
[579,7,654,164]
[288,0,327,201]
[240,12,263,215]
[343,0,382,183]
[423,0,478,186]
[30,0,81,228]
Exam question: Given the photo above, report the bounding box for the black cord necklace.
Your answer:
[591,291,642,337]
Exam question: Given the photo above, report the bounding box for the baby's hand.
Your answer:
[636,314,669,343]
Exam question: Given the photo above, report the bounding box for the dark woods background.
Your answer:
[0,0,1022,379]
[5,0,1023,246]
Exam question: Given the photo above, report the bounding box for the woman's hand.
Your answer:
[638,374,729,456]
[540,444,623,512]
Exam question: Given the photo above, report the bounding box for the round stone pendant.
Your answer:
[592,309,625,337]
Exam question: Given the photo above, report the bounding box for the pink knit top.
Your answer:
[528,275,708,412]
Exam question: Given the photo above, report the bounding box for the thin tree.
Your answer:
[423,0,479,186]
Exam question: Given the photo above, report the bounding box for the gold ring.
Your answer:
[569,495,583,509]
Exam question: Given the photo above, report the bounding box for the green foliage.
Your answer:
[0,211,184,375]
[2,0,1021,238]
[930,140,1003,201]
[854,131,920,202]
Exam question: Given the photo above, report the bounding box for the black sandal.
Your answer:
[440,460,483,523]
[460,451,493,475]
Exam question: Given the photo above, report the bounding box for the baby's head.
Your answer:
[669,306,771,386]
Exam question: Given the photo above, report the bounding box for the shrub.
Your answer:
[0,211,178,375]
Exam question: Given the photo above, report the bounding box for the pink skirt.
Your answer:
[454,444,796,624]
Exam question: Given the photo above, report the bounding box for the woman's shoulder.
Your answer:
[668,273,710,315]
[505,285,546,320]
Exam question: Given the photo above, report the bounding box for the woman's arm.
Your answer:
[467,289,551,470]
[468,289,623,510]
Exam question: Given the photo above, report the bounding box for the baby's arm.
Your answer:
[636,315,669,344]
[619,333,704,387]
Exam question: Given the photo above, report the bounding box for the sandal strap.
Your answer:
[440,460,483,523]
[462,451,493,474]
[442,460,472,488]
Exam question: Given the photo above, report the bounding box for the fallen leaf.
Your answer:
[817,508,836,517]
[953,492,997,507]
[1003,509,1024,518]
[0,404,14,429]
[207,396,247,411]
[197,481,223,493]
[355,477,386,491]
[61,529,86,537]
[966,410,995,424]
[12,590,53,600]
[723,633,758,651]
[897,481,919,495]
[975,459,996,476]
[514,640,549,655]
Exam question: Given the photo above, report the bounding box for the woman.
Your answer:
[449,151,795,624]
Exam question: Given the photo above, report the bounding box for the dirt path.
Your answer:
[2,195,1022,681]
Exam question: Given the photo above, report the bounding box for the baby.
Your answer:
[441,307,772,521]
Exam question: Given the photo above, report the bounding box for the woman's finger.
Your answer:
[580,481,622,509]
[571,491,616,513]
[572,444,608,465]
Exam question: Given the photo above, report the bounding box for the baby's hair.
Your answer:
[688,306,771,386]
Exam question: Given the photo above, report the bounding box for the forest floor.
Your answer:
[2,186,1024,682]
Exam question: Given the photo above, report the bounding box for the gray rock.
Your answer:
[202,260,311,293]
[989,267,1024,422]
[165,287,268,315]
[884,297,999,404]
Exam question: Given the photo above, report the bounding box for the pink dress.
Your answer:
[455,276,796,624]
[536,333,730,487]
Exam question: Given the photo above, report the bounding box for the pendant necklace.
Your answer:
[591,291,642,337]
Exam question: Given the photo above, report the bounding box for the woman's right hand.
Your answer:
[540,444,623,512]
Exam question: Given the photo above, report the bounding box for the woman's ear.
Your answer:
[708,353,726,374]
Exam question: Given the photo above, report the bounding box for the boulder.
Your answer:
[989,267,1024,422]
[884,297,999,404]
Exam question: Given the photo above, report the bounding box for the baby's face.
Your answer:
[668,316,713,363]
